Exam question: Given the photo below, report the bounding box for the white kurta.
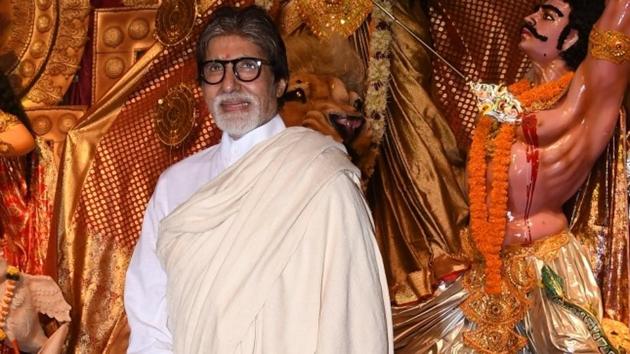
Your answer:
[157,127,392,354]
[125,116,287,354]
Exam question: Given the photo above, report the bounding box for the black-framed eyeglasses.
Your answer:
[199,57,272,85]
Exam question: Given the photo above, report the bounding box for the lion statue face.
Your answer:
[279,34,377,178]
[279,72,372,162]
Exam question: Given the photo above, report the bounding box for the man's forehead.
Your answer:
[204,34,264,59]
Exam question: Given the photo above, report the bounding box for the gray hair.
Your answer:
[196,5,289,83]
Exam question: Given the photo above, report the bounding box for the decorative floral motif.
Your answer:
[469,82,522,124]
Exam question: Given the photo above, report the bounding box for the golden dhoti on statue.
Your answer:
[394,231,607,353]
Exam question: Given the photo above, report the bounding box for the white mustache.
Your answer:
[214,92,255,109]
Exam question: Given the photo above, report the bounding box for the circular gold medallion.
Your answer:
[59,113,78,133]
[104,57,126,78]
[128,18,150,40]
[36,0,52,10]
[36,14,52,32]
[103,26,124,48]
[155,0,197,46]
[30,40,47,58]
[32,115,52,135]
[155,84,197,146]
[19,60,35,77]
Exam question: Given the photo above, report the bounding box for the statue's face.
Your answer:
[280,72,371,161]
[519,0,573,65]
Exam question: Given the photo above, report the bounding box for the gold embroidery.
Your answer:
[503,231,569,261]
[0,111,20,134]
[155,0,197,46]
[461,267,530,353]
[461,232,570,353]
[22,0,90,106]
[590,27,630,64]
[155,83,197,146]
[295,0,372,39]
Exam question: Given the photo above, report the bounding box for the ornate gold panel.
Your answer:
[16,0,90,107]
[25,106,87,165]
[0,0,54,95]
[92,7,157,105]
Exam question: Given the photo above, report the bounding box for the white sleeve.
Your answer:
[315,173,393,354]
[124,177,173,354]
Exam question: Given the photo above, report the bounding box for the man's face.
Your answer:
[201,34,286,139]
[519,0,573,65]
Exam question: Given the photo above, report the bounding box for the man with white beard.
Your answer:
[124,5,392,354]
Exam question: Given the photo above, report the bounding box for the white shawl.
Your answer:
[157,127,392,353]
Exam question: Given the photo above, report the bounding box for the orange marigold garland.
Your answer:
[467,71,574,295]
[485,123,513,293]
[468,116,513,294]
[509,72,574,109]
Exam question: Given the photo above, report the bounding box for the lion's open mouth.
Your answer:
[328,113,365,143]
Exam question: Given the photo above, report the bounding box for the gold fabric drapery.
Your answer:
[367,0,469,305]
[570,109,629,325]
[50,1,253,352]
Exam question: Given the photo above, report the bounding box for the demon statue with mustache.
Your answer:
[280,35,374,179]
[393,0,630,353]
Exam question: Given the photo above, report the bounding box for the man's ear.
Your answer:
[276,79,287,98]
[561,29,579,51]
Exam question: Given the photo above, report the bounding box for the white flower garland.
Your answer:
[365,0,393,152]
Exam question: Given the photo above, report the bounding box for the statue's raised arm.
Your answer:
[572,0,629,154]
[583,0,630,92]
[538,0,630,162]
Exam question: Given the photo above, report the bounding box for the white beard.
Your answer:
[212,92,264,138]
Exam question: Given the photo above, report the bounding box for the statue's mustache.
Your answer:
[523,22,548,42]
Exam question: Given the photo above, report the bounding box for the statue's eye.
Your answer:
[283,88,307,104]
[353,98,363,112]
